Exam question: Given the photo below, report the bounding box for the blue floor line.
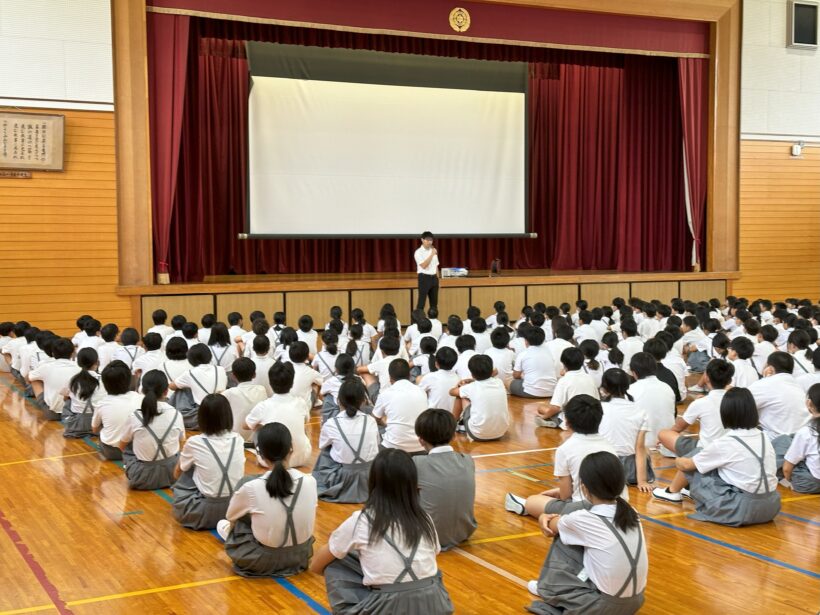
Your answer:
[777,511,820,528]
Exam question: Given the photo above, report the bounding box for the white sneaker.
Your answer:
[527,580,540,597]
[216,519,231,541]
[681,488,692,500]
[652,487,682,503]
[687,385,707,394]
[534,417,558,428]
[505,492,527,515]
[455,423,466,433]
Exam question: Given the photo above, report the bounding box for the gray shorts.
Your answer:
[675,435,701,458]
[545,499,589,515]
[510,379,543,398]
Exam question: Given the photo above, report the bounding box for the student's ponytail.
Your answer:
[70,347,100,401]
[613,496,640,533]
[257,423,294,499]
[140,370,168,426]
[608,347,624,368]
[322,330,338,356]
[578,451,639,533]
[338,378,366,419]
[428,353,437,374]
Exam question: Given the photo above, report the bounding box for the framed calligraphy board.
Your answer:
[0,112,64,171]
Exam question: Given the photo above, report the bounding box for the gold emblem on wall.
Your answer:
[449,7,471,33]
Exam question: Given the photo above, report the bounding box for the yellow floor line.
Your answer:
[0,605,54,615]
[0,451,97,468]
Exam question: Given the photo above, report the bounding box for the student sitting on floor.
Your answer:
[208,323,239,375]
[247,335,276,396]
[527,451,647,615]
[198,313,216,344]
[320,354,368,423]
[350,308,378,347]
[217,422,318,578]
[728,336,761,388]
[63,348,104,439]
[181,321,200,349]
[535,347,599,429]
[780,383,820,494]
[505,395,621,518]
[29,337,79,421]
[579,339,603,389]
[310,448,454,615]
[113,327,145,372]
[372,359,429,455]
[120,370,185,490]
[288,341,323,408]
[3,321,29,383]
[418,347,460,414]
[627,353,676,456]
[658,387,781,526]
[245,361,312,468]
[345,324,371,368]
[296,315,318,354]
[485,327,515,388]
[92,361,144,461]
[313,379,380,503]
[437,315,462,352]
[617,320,644,374]
[511,325,557,398]
[598,368,653,491]
[170,343,228,430]
[132,332,164,390]
[411,336,437,380]
[413,408,477,550]
[358,334,401,401]
[157,337,191,404]
[453,334,478,380]
[220,357,268,443]
[227,311,247,344]
[450,355,510,441]
[172,394,246,530]
[312,331,340,382]
[748,352,810,441]
[146,309,174,339]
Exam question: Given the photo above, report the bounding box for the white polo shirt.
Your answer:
[454,349,478,380]
[574,324,599,344]
[419,369,459,413]
[599,398,649,456]
[113,345,145,371]
[312,350,339,382]
[96,341,120,371]
[558,504,647,598]
[618,337,645,373]
[372,379,428,453]
[459,377,510,440]
[753,341,777,373]
[221,382,269,442]
[175,364,228,405]
[148,324,175,339]
[553,433,622,502]
[92,391,145,447]
[4,337,26,370]
[731,358,759,389]
[210,344,239,373]
[296,329,319,353]
[748,373,810,439]
[225,469,318,548]
[132,349,164,377]
[246,394,312,467]
[682,389,728,448]
[179,431,246,497]
[414,245,439,275]
[784,423,820,479]
[693,429,778,493]
[319,412,381,464]
[367,355,399,390]
[121,402,185,460]
[551,369,600,410]
[484,347,515,385]
[514,345,557,396]
[790,352,815,376]
[628,376,676,448]
[29,358,81,411]
[796,371,820,393]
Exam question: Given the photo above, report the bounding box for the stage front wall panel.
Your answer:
[141,295,215,335]
[630,282,681,303]
[680,280,726,303]
[580,283,630,308]
[470,286,526,322]
[526,285,580,309]
[216,293,285,324]
[412,288,470,320]
[350,290,412,328]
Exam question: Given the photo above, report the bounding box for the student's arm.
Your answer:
[672,416,689,433]
[675,456,697,472]
[782,460,794,481]
[173,460,183,479]
[557,475,572,501]
[309,544,338,575]
[356,365,369,375]
[418,249,437,269]
[448,385,461,398]
[635,431,652,492]
[538,513,561,537]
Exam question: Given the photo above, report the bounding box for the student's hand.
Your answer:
[538,514,558,537]
[458,378,474,386]
[636,481,653,494]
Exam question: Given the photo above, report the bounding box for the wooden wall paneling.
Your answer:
[680,280,726,303]
[285,290,350,333]
[630,282,680,303]
[526,284,579,309]
[141,295,215,334]
[215,293,285,324]
[411,287,470,320]
[350,290,412,327]
[469,286,526,321]
[579,283,630,307]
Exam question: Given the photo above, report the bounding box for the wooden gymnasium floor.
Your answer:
[0,373,818,615]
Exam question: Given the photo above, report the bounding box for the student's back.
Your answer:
[414,451,476,550]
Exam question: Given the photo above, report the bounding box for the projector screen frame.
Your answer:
[242,42,531,239]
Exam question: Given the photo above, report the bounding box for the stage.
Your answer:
[116,270,739,334]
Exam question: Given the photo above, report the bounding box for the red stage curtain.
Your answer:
[678,58,709,270]
[149,15,698,281]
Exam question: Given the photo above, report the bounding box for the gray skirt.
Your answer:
[322,397,340,423]
[224,515,314,578]
[685,468,781,527]
[170,388,199,430]
[312,447,371,504]
[324,554,454,615]
[771,434,793,476]
[788,461,820,494]
[619,454,656,485]
[172,468,231,530]
[527,536,644,615]
[99,441,123,460]
[63,410,94,439]
[123,445,178,491]
[367,382,380,404]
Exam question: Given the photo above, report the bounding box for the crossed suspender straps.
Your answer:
[317,353,337,377]
[190,366,219,396]
[332,415,368,463]
[278,477,305,548]
[361,513,421,583]
[211,346,230,368]
[730,432,772,494]
[133,409,181,461]
[593,515,644,599]
[202,436,237,497]
[124,346,137,369]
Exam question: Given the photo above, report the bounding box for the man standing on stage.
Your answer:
[415,231,439,311]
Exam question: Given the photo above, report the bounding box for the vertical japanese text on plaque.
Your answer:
[0,112,64,171]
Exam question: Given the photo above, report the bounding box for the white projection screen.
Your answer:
[245,42,529,238]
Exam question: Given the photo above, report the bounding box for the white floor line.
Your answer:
[472,447,557,459]
[452,547,529,589]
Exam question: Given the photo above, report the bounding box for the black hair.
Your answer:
[364,448,437,548]
[600,368,633,401]
[201,313,216,328]
[338,378,367,418]
[249,310,265,323]
[471,318,487,334]
[52,338,74,360]
[227,312,243,326]
[434,346,458,371]
[70,348,100,401]
[767,351,794,374]
[101,323,119,343]
[101,360,132,395]
[379,335,400,357]
[273,312,286,327]
[578,310,593,325]
[417,318,433,334]
[329,305,343,321]
[555,324,574,342]
[76,315,92,330]
[493,300,506,313]
[379,303,396,321]
[181,322,198,340]
[197,393,233,435]
[446,316,463,337]
[629,352,658,379]
[346,324,364,355]
[719,387,759,429]
[269,361,295,394]
[171,315,186,331]
[523,326,546,346]
[165,336,188,361]
[456,334,476,353]
[142,332,162,352]
[351,308,366,324]
[322,330,339,356]
[252,335,271,356]
[578,451,639,532]
[415,408,455,447]
[788,329,813,362]
[760,324,779,344]
[560,347,584,371]
[253,319,270,336]
[491,327,511,349]
[335,353,356,379]
[468,354,493,380]
[83,318,101,336]
[24,327,40,344]
[419,337,438,373]
[208,323,230,347]
[389,358,411,382]
[187,343,212,366]
[621,320,638,338]
[13,321,30,337]
[289,341,310,364]
[0,322,13,337]
[729,336,755,360]
[151,309,167,325]
[705,359,734,389]
[466,305,481,320]
[231,357,256,382]
[643,338,668,362]
[257,422,295,499]
[579,339,600,371]
[119,327,138,346]
[139,370,169,426]
[563,394,603,434]
[421,231,434,240]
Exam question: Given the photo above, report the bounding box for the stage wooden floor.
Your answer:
[0,374,817,614]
